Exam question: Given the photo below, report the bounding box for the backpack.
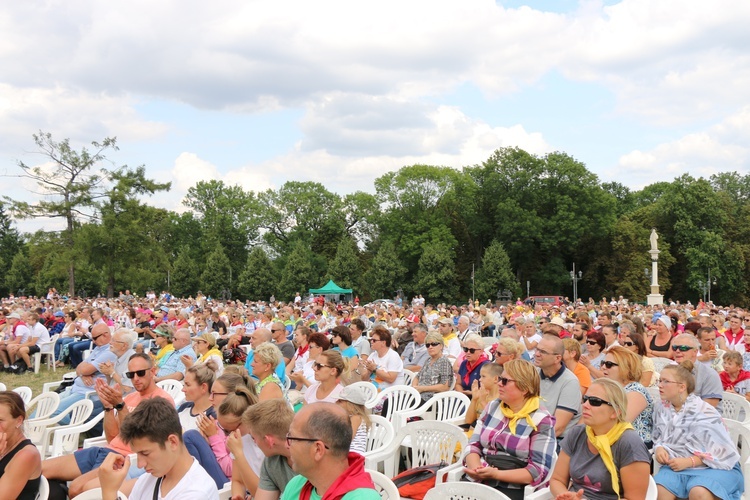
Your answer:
[223,347,247,365]
[392,461,446,500]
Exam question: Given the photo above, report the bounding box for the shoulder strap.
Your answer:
[153,476,163,500]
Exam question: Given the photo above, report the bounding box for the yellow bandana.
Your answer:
[200,348,222,363]
[586,422,634,498]
[499,396,541,435]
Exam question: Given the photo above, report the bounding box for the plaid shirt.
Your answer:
[468,399,556,487]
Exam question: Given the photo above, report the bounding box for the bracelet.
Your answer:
[690,456,696,467]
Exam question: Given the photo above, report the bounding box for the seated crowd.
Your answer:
[1,294,749,500]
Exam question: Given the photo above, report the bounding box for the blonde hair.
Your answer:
[562,338,581,361]
[497,338,524,357]
[502,359,540,398]
[463,333,484,348]
[661,360,696,394]
[605,346,642,383]
[424,331,443,346]
[254,342,283,368]
[242,398,293,438]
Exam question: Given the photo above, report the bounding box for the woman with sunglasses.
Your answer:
[463,359,556,500]
[361,326,404,391]
[653,360,744,500]
[412,331,455,404]
[550,378,650,500]
[600,346,654,446]
[331,325,358,360]
[579,329,606,377]
[304,350,345,404]
[456,333,489,397]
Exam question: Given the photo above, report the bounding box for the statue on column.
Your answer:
[650,229,659,252]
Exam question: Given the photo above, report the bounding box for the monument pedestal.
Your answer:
[647,294,664,306]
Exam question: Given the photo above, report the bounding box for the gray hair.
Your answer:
[114,328,135,349]
[673,333,700,349]
[463,333,484,349]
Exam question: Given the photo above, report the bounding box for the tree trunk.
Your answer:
[68,261,75,297]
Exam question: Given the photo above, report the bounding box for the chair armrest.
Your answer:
[42,381,62,393]
[435,461,464,484]
[48,413,105,457]
[83,435,108,449]
[525,487,553,500]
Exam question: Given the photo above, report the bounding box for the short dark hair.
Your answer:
[120,398,183,447]
[370,325,391,346]
[128,352,154,368]
[331,326,352,346]
[308,332,330,350]
[302,403,352,457]
[350,318,365,332]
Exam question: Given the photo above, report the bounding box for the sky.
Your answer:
[1,0,750,233]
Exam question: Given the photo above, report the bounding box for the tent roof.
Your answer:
[309,280,353,294]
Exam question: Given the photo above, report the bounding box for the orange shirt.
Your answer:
[107,387,174,455]
[572,361,592,394]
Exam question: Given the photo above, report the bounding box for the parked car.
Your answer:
[524,295,565,307]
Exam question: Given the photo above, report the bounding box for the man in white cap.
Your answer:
[0,312,31,372]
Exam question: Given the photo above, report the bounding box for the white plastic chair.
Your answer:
[401,370,415,387]
[157,379,184,401]
[395,391,471,429]
[365,420,468,478]
[724,419,750,499]
[42,372,77,393]
[365,415,396,455]
[46,412,105,458]
[37,475,50,500]
[424,481,512,499]
[650,357,673,373]
[26,392,60,420]
[723,391,750,424]
[75,487,129,500]
[367,469,400,499]
[34,334,59,373]
[12,386,32,405]
[27,399,93,457]
[347,381,379,405]
[366,385,420,425]
[218,481,232,500]
[0,382,5,391]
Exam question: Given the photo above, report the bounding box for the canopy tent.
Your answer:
[309,280,352,295]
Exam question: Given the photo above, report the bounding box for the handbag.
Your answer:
[392,461,446,500]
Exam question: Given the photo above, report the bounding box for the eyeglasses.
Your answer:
[601,361,619,369]
[658,379,682,386]
[586,340,599,345]
[536,348,559,356]
[125,369,148,379]
[498,377,516,386]
[671,345,694,352]
[312,362,331,370]
[272,328,284,333]
[582,395,613,407]
[494,351,509,358]
[462,347,480,354]
[286,433,329,449]
[621,341,635,347]
[211,391,229,397]
[425,342,442,348]
[217,421,237,436]
[369,338,382,343]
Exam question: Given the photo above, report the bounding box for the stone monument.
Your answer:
[647,228,664,306]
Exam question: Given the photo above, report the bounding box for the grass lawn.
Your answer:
[0,365,70,398]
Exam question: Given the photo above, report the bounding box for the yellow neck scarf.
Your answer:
[586,422,633,498]
[200,348,222,363]
[155,343,174,362]
[499,396,541,435]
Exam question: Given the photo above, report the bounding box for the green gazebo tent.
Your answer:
[309,280,353,302]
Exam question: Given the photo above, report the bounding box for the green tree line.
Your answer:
[2,132,749,305]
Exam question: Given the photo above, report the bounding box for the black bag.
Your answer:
[485,451,528,470]
[55,374,76,394]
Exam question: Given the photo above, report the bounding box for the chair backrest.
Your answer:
[347,381,378,405]
[27,392,60,420]
[366,415,395,453]
[651,357,673,373]
[723,391,750,423]
[367,385,420,420]
[0,382,6,391]
[40,334,60,354]
[403,420,468,469]
[13,386,32,405]
[367,469,400,500]
[646,475,658,500]
[156,380,184,401]
[430,391,471,424]
[218,481,232,500]
[67,398,95,426]
[401,370,415,387]
[74,487,128,500]
[724,419,750,465]
[37,475,50,500]
[424,480,512,499]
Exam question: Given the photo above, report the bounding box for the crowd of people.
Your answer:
[0,290,748,499]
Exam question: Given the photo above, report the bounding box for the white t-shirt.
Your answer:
[240,434,265,476]
[368,349,404,390]
[129,457,219,500]
[30,322,50,346]
[303,382,344,404]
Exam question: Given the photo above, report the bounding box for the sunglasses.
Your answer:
[462,347,480,354]
[369,338,382,343]
[601,361,619,369]
[312,362,331,370]
[586,340,598,345]
[494,351,509,358]
[425,342,442,348]
[498,377,516,386]
[582,395,613,407]
[671,345,694,352]
[621,341,635,347]
[125,369,148,379]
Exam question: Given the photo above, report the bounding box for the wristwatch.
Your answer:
[113,402,125,411]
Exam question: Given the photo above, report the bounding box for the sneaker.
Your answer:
[26,366,34,373]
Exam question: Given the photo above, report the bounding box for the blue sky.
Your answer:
[1,0,749,232]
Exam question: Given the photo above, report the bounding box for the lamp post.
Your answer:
[569,264,582,303]
[698,268,717,303]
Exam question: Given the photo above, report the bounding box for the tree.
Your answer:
[237,247,278,300]
[364,241,407,299]
[327,237,362,291]
[278,242,316,300]
[170,248,200,298]
[200,245,232,299]
[0,202,22,294]
[416,238,457,303]
[5,250,33,295]
[474,240,519,302]
[5,131,120,296]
